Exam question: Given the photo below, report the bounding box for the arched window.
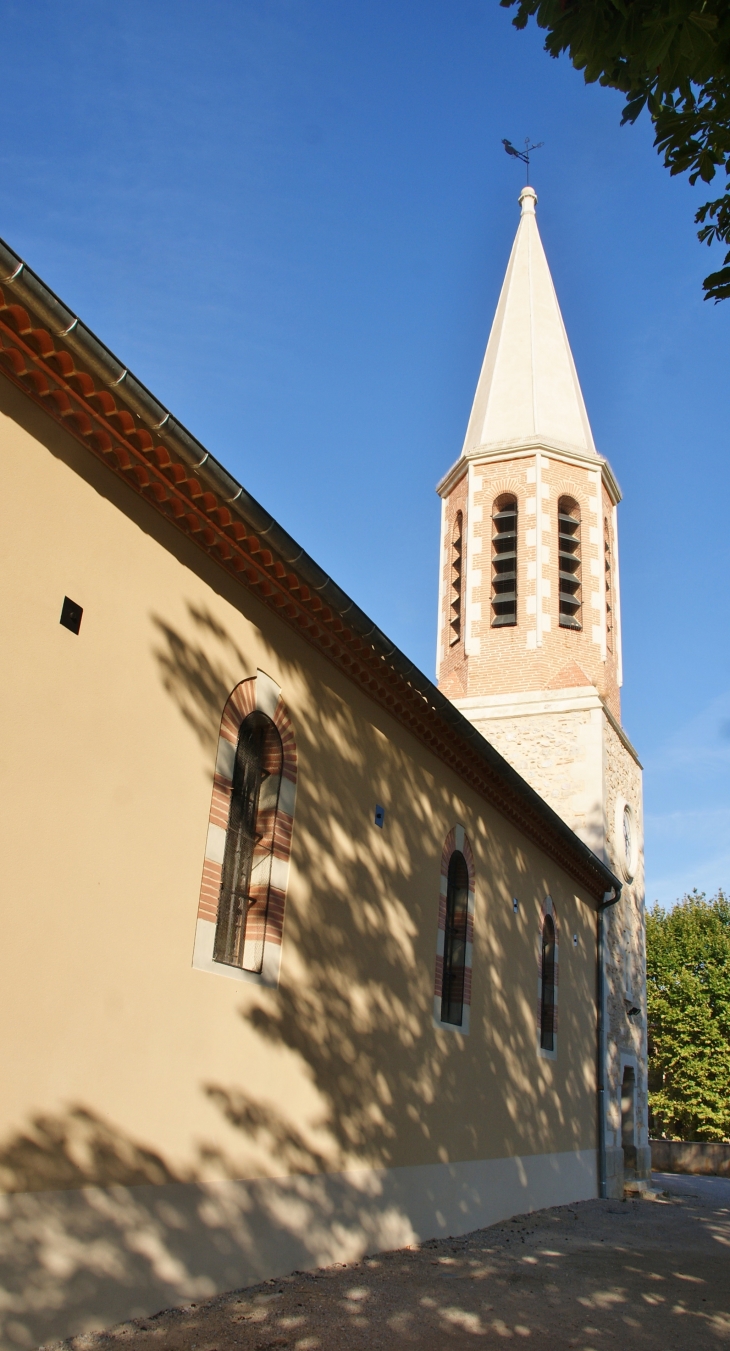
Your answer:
[604,516,613,653]
[434,827,474,1034]
[491,495,518,627]
[450,511,463,645]
[214,709,283,972]
[441,850,469,1026]
[558,497,581,630]
[195,672,297,988]
[540,914,556,1051]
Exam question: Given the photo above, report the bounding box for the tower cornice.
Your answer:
[451,687,642,769]
[436,440,622,506]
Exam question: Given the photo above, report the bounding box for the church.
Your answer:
[0,186,648,1347]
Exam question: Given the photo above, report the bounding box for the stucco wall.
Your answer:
[0,376,603,1343]
[453,693,649,1196]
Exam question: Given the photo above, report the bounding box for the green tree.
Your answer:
[501,0,730,302]
[646,890,730,1140]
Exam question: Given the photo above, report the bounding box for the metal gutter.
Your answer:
[0,234,621,899]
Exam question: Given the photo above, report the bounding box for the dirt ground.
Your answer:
[46,1173,730,1350]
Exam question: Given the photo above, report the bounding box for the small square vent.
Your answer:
[60,597,83,635]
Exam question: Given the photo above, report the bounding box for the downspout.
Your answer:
[598,884,622,1198]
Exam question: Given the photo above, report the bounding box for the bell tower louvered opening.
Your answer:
[558,496,581,630]
[450,511,463,645]
[491,495,518,627]
[604,517,613,653]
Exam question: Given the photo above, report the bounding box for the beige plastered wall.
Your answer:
[0,377,600,1345]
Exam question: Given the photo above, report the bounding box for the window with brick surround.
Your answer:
[194,670,297,989]
[441,849,469,1026]
[604,517,613,653]
[491,495,518,627]
[449,512,463,644]
[215,710,283,972]
[558,496,582,630]
[540,914,556,1051]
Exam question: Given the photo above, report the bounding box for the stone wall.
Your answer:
[602,716,649,1193]
[651,1140,730,1177]
[470,704,604,856]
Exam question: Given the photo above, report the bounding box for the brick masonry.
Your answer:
[438,450,620,719]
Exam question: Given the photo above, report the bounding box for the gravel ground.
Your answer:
[45,1174,730,1350]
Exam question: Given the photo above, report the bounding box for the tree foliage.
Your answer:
[646,890,730,1140]
[501,0,730,302]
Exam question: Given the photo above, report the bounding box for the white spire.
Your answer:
[461,186,596,458]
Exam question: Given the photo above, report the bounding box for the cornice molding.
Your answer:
[437,439,622,506]
[601,698,642,769]
[0,253,619,903]
[454,686,642,769]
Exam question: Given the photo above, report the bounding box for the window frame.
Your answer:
[537,895,559,1059]
[604,516,613,654]
[193,669,297,988]
[491,494,518,628]
[441,850,470,1026]
[213,709,284,972]
[449,511,463,646]
[433,825,475,1035]
[557,496,582,631]
[614,795,638,883]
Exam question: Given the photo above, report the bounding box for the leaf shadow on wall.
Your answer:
[151,606,248,752]
[154,604,600,1183]
[0,602,605,1351]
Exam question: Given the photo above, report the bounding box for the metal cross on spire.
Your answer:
[502,138,544,183]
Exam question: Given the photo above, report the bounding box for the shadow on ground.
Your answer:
[41,1176,730,1351]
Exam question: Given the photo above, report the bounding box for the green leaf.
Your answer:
[502,0,730,301]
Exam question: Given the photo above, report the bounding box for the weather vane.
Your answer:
[502,138,544,183]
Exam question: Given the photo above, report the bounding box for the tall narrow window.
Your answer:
[450,512,463,645]
[558,497,581,630]
[491,495,518,627]
[214,710,283,972]
[540,915,556,1051]
[604,517,613,653]
[621,1066,637,1180]
[441,850,469,1026]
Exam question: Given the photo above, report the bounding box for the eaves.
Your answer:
[0,236,620,904]
[437,439,622,506]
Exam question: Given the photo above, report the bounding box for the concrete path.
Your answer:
[47,1173,730,1350]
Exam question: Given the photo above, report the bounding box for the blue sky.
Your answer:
[3,0,728,907]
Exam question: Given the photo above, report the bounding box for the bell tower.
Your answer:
[436,185,650,1196]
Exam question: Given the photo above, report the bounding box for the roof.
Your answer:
[0,231,620,902]
[461,186,597,460]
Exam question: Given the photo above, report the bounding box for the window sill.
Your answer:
[192,917,281,988]
[432,1000,470,1035]
[538,1043,557,1061]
